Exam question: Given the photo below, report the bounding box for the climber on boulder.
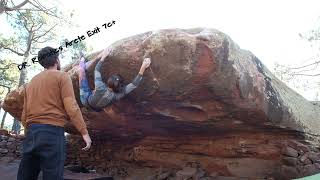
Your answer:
[78,49,151,111]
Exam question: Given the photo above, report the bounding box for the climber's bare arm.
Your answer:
[83,48,112,70]
[139,58,151,75]
[100,48,112,62]
[113,58,152,101]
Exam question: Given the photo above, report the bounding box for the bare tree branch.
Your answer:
[290,73,320,77]
[0,84,11,90]
[33,21,44,32]
[28,0,60,19]
[16,10,31,32]
[1,0,61,19]
[292,63,319,75]
[0,63,19,70]
[32,38,48,44]
[0,43,24,56]
[32,24,57,41]
[33,0,47,10]
[0,0,29,14]
[289,60,320,70]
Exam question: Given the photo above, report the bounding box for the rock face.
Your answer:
[3,28,320,179]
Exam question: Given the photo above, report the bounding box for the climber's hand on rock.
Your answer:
[100,48,112,62]
[139,58,151,75]
[142,58,151,69]
[81,133,92,151]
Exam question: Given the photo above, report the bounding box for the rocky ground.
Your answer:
[0,129,111,180]
[0,157,272,180]
[0,158,112,180]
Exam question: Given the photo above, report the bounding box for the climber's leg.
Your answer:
[79,51,94,69]
[85,60,94,68]
[84,60,107,108]
[79,57,92,106]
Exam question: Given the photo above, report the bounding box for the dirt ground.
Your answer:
[0,157,113,180]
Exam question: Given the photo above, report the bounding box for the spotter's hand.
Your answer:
[81,133,92,151]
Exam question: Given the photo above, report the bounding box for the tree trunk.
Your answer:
[11,57,28,134]
[1,111,7,129]
[0,106,2,127]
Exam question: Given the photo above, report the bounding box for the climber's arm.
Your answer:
[138,58,151,76]
[100,47,112,62]
[113,58,151,101]
[113,74,143,101]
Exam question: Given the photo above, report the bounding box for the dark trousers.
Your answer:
[17,124,66,180]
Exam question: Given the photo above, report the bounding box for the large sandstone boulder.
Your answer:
[3,28,320,179]
[4,28,320,136]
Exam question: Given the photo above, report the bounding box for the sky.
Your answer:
[57,0,320,67]
[1,0,320,126]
